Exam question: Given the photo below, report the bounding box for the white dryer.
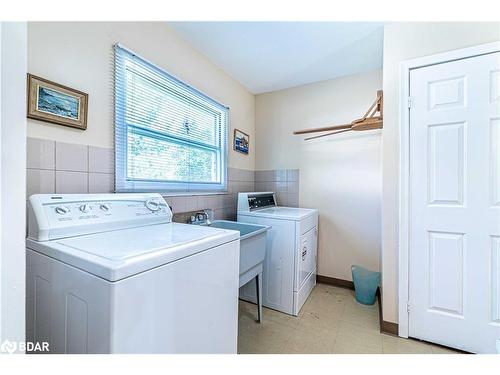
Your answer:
[26,193,240,354]
[237,192,318,316]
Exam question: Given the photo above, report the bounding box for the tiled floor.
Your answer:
[238,283,459,354]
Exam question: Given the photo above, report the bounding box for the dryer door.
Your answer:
[297,226,317,289]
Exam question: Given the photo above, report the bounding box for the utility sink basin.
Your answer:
[206,220,268,278]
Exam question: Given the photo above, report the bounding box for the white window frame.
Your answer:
[114,44,229,194]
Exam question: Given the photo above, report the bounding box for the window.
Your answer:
[114,44,229,193]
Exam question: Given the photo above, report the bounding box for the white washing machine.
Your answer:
[26,193,240,354]
[237,192,318,316]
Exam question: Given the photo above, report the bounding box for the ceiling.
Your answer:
[169,22,384,94]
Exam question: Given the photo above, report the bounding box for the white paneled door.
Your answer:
[409,52,500,353]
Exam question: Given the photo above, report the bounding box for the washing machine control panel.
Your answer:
[49,199,167,220]
[28,193,172,241]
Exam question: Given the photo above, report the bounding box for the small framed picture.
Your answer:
[27,74,88,130]
[233,128,249,155]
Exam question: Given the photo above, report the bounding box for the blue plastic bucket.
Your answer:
[351,265,380,305]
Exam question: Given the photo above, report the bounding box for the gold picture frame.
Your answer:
[27,74,88,130]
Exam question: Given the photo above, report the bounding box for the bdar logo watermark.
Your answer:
[1,340,50,354]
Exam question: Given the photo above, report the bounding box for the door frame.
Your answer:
[398,41,500,338]
[0,22,27,346]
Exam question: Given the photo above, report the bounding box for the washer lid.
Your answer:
[57,223,224,260]
[239,206,317,221]
[26,222,239,281]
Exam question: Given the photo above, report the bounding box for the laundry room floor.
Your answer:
[237,283,460,354]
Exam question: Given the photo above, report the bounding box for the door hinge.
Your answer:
[407,97,414,109]
[407,301,411,313]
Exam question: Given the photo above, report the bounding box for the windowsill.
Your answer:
[160,191,229,197]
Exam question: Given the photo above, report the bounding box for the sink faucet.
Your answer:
[189,211,211,225]
[196,211,210,224]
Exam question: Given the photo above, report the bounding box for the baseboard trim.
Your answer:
[381,320,399,335]
[316,275,354,290]
[317,274,399,336]
[375,288,399,336]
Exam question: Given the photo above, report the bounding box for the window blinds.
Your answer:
[114,44,229,193]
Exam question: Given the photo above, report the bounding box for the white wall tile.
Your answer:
[288,193,299,207]
[254,182,267,192]
[27,138,55,170]
[55,171,88,193]
[213,208,227,220]
[55,142,88,172]
[255,170,274,182]
[170,196,187,213]
[27,169,55,197]
[227,167,238,181]
[185,196,199,212]
[275,169,286,182]
[26,144,297,219]
[88,173,114,193]
[276,181,288,193]
[275,192,287,206]
[230,181,240,193]
[240,169,255,182]
[242,181,255,192]
[197,195,211,210]
[223,194,236,208]
[248,169,256,182]
[286,169,299,182]
[206,195,224,210]
[89,146,114,174]
[225,207,237,220]
[228,180,237,194]
[288,181,299,194]
[163,196,173,207]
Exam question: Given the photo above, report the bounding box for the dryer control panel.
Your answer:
[238,192,276,212]
[28,193,172,241]
[248,194,276,210]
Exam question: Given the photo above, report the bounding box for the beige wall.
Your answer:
[382,22,500,324]
[27,22,255,170]
[28,21,500,326]
[255,70,383,281]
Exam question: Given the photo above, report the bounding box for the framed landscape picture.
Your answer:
[233,129,249,155]
[27,74,88,130]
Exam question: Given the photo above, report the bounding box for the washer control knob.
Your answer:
[100,204,111,212]
[145,199,160,211]
[55,206,69,215]
[79,204,92,213]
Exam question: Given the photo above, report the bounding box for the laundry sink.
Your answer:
[206,220,268,278]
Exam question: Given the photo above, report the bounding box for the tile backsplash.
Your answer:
[26,137,300,219]
[27,138,262,221]
[27,137,114,197]
[163,168,254,220]
[254,169,299,207]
